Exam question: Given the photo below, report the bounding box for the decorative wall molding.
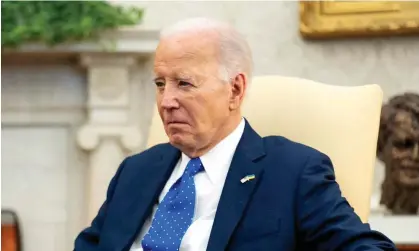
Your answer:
[299,1,419,39]
[80,53,137,122]
[2,26,160,55]
[78,52,146,220]
[77,125,142,152]
[3,27,160,223]
[1,109,85,126]
[73,28,158,221]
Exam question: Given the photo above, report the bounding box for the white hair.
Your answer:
[160,17,253,82]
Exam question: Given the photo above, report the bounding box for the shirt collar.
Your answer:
[180,118,245,185]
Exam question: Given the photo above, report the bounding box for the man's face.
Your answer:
[153,33,233,154]
[383,111,419,187]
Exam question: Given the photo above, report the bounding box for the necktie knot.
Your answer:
[185,157,204,177]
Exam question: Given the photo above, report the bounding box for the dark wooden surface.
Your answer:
[397,244,419,251]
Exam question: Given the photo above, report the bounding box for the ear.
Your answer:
[229,73,247,110]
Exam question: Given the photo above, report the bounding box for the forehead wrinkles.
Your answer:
[155,43,220,81]
[154,56,206,80]
[157,31,219,61]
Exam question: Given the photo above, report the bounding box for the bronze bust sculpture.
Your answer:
[377,93,419,215]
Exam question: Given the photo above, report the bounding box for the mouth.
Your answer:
[402,169,419,176]
[397,166,419,185]
[400,167,419,176]
[166,121,188,126]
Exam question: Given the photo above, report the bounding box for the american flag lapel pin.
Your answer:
[241,174,256,183]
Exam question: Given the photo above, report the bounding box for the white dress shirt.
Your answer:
[130,118,245,251]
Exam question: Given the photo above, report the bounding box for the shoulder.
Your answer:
[257,136,335,200]
[262,135,329,162]
[125,143,172,164]
[260,135,332,176]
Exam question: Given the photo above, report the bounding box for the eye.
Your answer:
[178,80,192,87]
[394,139,414,149]
[155,81,165,88]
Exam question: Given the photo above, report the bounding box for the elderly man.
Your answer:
[74,18,395,251]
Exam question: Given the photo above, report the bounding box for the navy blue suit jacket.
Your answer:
[74,120,396,251]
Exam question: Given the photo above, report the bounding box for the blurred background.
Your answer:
[1,1,419,251]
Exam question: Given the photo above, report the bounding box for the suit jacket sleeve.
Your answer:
[73,157,129,251]
[296,152,396,251]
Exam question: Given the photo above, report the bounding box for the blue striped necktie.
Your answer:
[141,157,204,251]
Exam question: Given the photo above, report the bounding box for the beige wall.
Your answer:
[119,1,419,99]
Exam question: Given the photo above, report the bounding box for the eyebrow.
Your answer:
[153,77,164,82]
[153,74,195,82]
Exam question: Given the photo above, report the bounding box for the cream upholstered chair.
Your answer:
[146,75,383,223]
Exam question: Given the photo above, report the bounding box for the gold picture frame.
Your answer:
[300,1,419,39]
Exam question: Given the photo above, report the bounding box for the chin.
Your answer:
[397,171,419,187]
[169,134,190,147]
[169,137,183,146]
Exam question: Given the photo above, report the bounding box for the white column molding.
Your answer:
[78,53,144,221]
[80,54,137,123]
[77,124,142,152]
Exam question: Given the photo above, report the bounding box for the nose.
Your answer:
[159,85,179,110]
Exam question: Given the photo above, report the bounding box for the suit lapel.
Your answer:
[206,121,266,251]
[119,145,181,251]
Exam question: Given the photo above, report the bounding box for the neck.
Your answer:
[184,115,242,158]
